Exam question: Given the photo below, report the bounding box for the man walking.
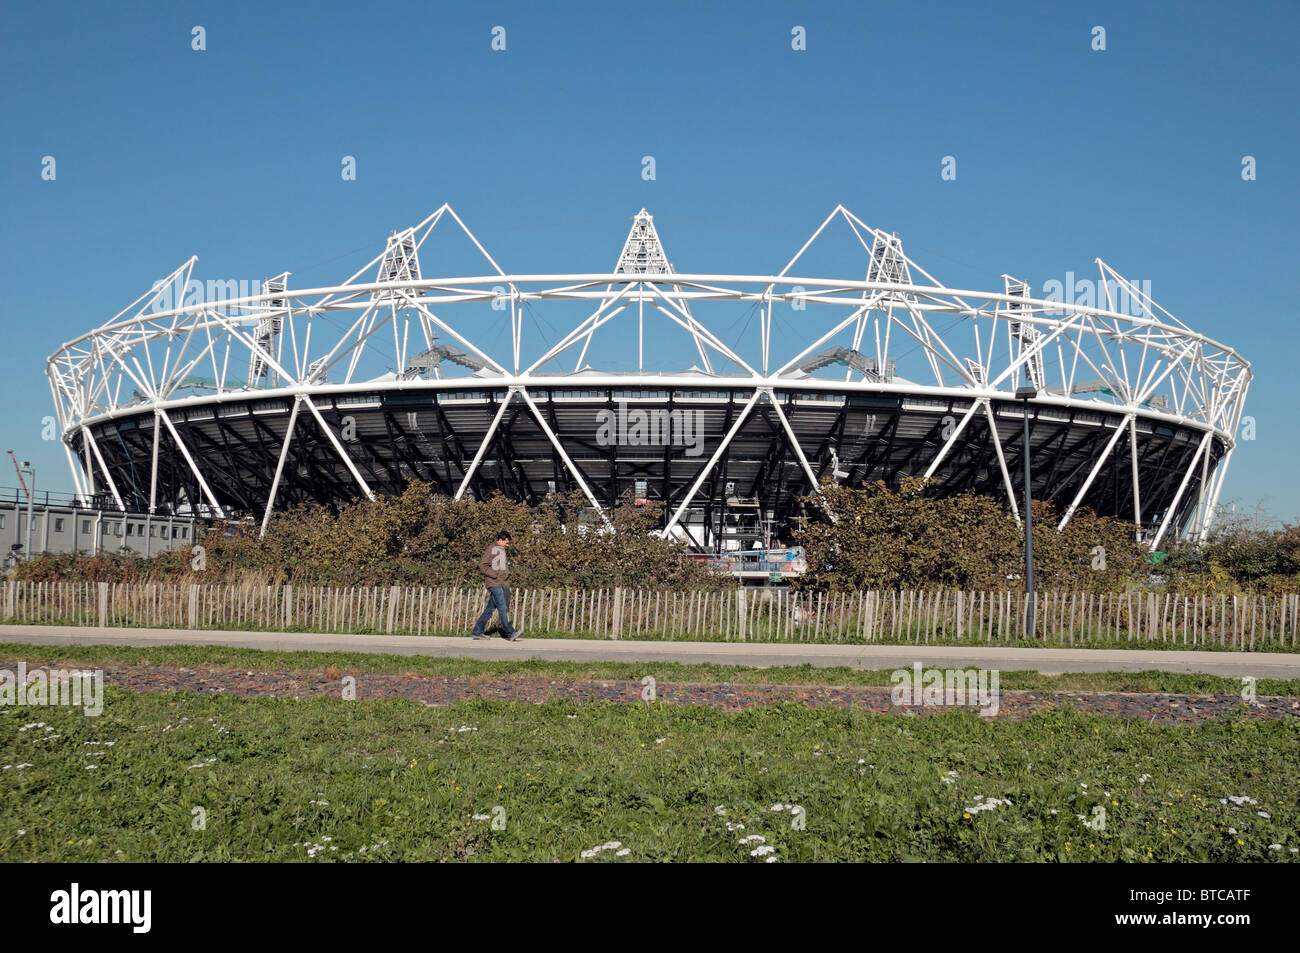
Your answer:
[471,530,522,641]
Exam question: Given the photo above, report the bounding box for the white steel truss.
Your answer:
[45,205,1250,549]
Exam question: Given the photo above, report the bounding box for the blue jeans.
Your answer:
[471,586,516,636]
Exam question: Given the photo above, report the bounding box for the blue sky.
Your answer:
[1,0,1297,520]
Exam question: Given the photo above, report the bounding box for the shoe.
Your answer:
[504,630,523,642]
[471,632,491,640]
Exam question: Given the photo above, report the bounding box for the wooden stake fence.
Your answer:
[1,580,1298,650]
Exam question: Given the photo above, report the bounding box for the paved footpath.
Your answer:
[3,624,1299,677]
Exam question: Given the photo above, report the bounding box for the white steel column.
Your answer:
[82,426,125,511]
[1197,443,1236,544]
[1150,430,1213,551]
[516,387,612,529]
[1128,415,1143,539]
[260,396,303,537]
[765,389,826,497]
[983,402,1020,524]
[48,376,90,502]
[1190,434,1214,538]
[662,389,763,537]
[148,409,161,514]
[82,431,96,499]
[302,397,376,502]
[922,400,982,479]
[158,410,226,517]
[455,392,514,500]
[62,437,90,504]
[1057,414,1134,530]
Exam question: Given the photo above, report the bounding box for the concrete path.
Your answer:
[2,623,1298,677]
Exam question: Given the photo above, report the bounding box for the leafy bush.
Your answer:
[10,483,728,590]
[1159,519,1300,594]
[792,477,1146,592]
[12,478,1298,594]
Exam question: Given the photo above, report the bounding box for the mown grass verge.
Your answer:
[3,642,1300,696]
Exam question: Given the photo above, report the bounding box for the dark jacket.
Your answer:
[480,542,509,589]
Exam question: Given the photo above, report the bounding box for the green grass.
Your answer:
[4,614,1297,652]
[4,641,1300,696]
[2,688,1297,862]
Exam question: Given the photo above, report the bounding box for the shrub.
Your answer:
[11,482,729,590]
[792,477,1146,592]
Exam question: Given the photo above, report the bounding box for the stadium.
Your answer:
[45,206,1250,553]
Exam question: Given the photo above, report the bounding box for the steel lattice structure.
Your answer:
[46,205,1250,551]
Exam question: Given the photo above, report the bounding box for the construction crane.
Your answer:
[7,450,30,500]
[7,450,34,561]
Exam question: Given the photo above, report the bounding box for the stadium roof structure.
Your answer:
[47,206,1250,551]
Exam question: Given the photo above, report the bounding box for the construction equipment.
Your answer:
[7,450,31,501]
[7,450,34,559]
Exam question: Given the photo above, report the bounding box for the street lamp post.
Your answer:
[1015,386,1036,638]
